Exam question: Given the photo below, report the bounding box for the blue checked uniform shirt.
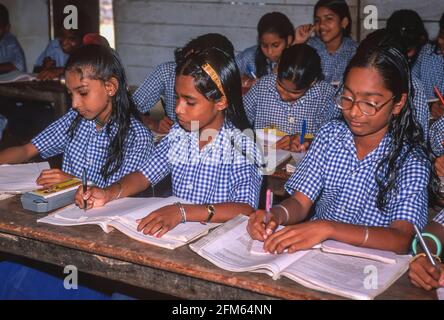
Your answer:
[307,36,357,84]
[243,74,337,134]
[132,61,177,121]
[285,120,430,229]
[430,115,444,156]
[412,43,444,100]
[32,109,154,188]
[235,45,276,77]
[140,121,263,208]
[35,39,69,68]
[0,32,26,72]
[434,209,444,225]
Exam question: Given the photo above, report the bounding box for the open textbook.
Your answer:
[0,162,50,196]
[38,196,219,249]
[190,215,411,300]
[0,70,37,84]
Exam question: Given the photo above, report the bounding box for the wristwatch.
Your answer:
[201,204,215,225]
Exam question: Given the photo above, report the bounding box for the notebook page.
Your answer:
[0,162,50,193]
[281,251,410,300]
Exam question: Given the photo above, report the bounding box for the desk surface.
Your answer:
[0,81,68,118]
[0,196,436,300]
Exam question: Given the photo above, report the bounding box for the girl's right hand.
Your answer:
[434,154,444,177]
[74,186,108,210]
[247,210,279,241]
[430,101,444,119]
[293,24,315,45]
[408,255,444,291]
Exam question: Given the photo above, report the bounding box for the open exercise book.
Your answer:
[0,162,50,200]
[190,215,411,300]
[38,196,219,249]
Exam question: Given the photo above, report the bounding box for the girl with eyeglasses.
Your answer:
[246,45,441,254]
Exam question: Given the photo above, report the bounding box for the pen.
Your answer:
[300,119,307,145]
[246,65,257,80]
[264,189,273,224]
[434,86,444,106]
[82,168,87,212]
[413,225,440,271]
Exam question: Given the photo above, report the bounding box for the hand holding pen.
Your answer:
[246,189,278,241]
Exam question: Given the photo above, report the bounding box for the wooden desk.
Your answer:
[0,81,68,118]
[0,196,436,300]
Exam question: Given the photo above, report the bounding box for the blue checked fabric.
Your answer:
[235,45,276,77]
[285,120,430,229]
[132,61,177,121]
[140,121,263,208]
[243,74,337,134]
[307,36,357,84]
[434,209,444,225]
[32,109,154,188]
[430,115,444,156]
[412,43,444,100]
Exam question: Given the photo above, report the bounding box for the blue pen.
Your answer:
[246,65,257,79]
[300,120,307,144]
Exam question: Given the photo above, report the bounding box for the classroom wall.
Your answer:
[114,0,358,86]
[2,0,49,73]
[360,1,443,41]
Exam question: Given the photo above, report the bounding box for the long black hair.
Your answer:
[255,12,294,78]
[314,0,352,37]
[175,48,251,131]
[277,44,323,90]
[343,46,441,211]
[65,44,139,182]
[174,33,235,65]
[386,10,429,65]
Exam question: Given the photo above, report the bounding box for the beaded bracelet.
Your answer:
[411,232,442,257]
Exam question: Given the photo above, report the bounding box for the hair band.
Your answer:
[201,63,226,100]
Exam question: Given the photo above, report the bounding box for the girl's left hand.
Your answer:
[137,205,182,238]
[36,169,75,188]
[264,220,331,254]
[275,135,310,152]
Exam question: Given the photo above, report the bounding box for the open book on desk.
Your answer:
[190,215,411,300]
[0,162,50,195]
[38,196,219,249]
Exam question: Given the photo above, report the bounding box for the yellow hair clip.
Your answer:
[201,63,226,100]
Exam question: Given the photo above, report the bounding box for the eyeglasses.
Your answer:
[335,94,395,116]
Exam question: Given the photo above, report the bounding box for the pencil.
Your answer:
[82,168,87,212]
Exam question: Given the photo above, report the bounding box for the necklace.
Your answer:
[94,118,106,128]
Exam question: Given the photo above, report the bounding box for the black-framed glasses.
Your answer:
[335,94,395,116]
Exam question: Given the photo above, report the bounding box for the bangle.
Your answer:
[412,232,442,257]
[175,202,186,223]
[361,227,369,246]
[411,252,442,263]
[272,204,289,225]
[115,182,123,200]
[201,204,215,225]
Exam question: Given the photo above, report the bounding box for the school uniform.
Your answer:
[307,36,357,84]
[140,120,263,208]
[132,61,177,121]
[411,76,430,141]
[32,109,154,188]
[35,39,69,68]
[429,115,444,156]
[285,120,429,229]
[235,45,276,77]
[412,43,444,100]
[434,209,444,225]
[0,32,26,72]
[0,109,153,300]
[243,74,337,134]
